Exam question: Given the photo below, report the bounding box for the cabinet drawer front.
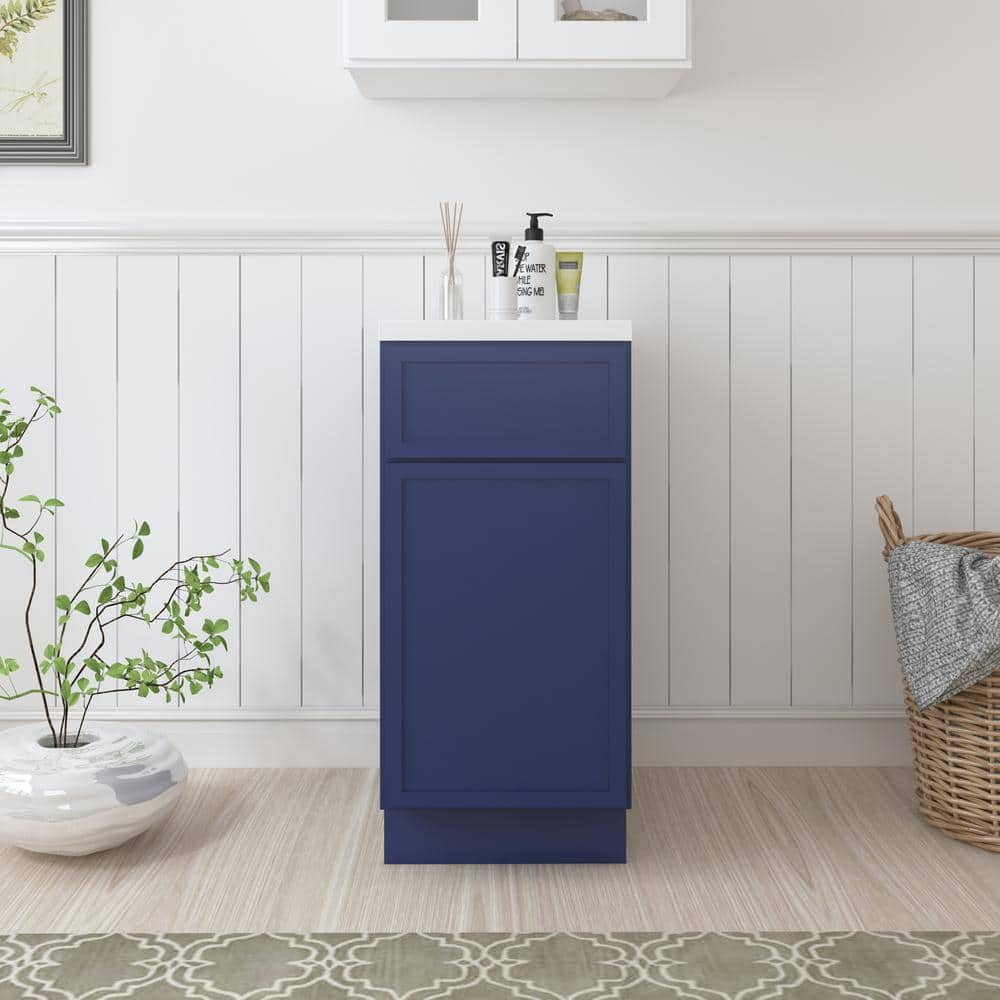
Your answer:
[382,342,629,460]
[346,0,516,62]
[518,0,688,62]
[381,463,630,809]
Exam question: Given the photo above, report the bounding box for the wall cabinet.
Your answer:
[344,1,691,99]
[380,331,631,863]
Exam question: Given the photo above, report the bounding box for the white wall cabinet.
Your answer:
[344,0,691,99]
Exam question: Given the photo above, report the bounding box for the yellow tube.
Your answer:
[555,252,584,320]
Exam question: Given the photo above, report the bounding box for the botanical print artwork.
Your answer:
[1,932,1000,998]
[0,0,63,139]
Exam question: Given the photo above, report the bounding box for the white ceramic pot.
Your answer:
[0,723,187,856]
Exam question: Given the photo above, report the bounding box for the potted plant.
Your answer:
[0,386,269,855]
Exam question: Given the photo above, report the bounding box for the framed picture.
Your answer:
[0,0,85,163]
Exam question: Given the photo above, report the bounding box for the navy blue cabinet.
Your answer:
[381,340,631,863]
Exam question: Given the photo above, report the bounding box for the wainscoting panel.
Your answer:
[0,256,54,714]
[241,256,303,708]
[729,256,792,706]
[913,256,975,535]
[667,255,730,706]
[302,255,364,708]
[117,256,180,711]
[790,256,853,706]
[1,236,997,763]
[852,256,914,706]
[53,255,118,718]
[178,255,241,709]
[976,256,1000,529]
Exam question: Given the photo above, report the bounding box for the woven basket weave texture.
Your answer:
[877,494,1000,852]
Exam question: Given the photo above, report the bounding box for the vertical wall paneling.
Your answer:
[424,254,485,320]
[790,256,853,705]
[116,256,180,710]
[976,256,1000,529]
[362,256,425,708]
[913,256,975,533]
[0,256,55,715]
[241,256,302,708]
[578,254,609,320]
[54,256,118,714]
[730,256,791,706]
[178,256,240,708]
[852,256,913,706]
[667,255,730,705]
[302,256,364,707]
[609,255,669,707]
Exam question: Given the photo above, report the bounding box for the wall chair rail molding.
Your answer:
[2,224,1000,255]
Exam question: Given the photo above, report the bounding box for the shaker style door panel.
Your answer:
[518,0,689,62]
[380,462,630,809]
[347,0,516,61]
[381,341,629,460]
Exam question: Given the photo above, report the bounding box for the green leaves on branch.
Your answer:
[0,385,273,739]
[0,0,57,62]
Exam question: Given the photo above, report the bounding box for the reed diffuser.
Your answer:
[439,201,464,320]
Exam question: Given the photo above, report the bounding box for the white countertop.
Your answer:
[379,320,632,342]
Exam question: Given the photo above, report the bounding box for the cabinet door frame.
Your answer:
[517,0,689,62]
[381,461,630,810]
[382,341,630,462]
[346,0,517,62]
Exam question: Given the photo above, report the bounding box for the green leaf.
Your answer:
[138,521,150,537]
[99,585,113,604]
[74,600,91,615]
[43,498,63,509]
[55,594,70,611]
[131,539,144,560]
[214,618,230,633]
[18,494,39,504]
[161,620,174,634]
[85,553,102,568]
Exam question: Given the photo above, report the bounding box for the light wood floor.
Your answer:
[2,768,998,932]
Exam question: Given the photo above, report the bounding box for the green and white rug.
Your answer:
[1,932,998,999]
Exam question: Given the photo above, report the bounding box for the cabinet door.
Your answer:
[346,0,516,61]
[381,463,629,809]
[518,0,689,62]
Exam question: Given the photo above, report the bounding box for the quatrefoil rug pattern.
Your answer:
[1,932,999,999]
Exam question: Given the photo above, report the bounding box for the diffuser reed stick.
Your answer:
[439,201,464,279]
[438,201,465,320]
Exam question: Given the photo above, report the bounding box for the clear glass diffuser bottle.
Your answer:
[440,265,464,320]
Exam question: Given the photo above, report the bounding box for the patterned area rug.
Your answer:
[1,932,999,998]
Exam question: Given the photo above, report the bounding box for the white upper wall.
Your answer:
[4,0,999,229]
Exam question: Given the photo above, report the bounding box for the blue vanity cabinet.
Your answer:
[380,340,631,864]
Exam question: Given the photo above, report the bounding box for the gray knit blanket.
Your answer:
[889,540,1000,709]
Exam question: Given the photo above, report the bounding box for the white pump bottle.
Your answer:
[516,212,557,321]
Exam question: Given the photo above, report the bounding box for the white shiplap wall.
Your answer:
[0,238,994,763]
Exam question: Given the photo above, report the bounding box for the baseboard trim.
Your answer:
[0,709,911,767]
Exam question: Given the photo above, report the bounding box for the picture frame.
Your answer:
[0,0,86,164]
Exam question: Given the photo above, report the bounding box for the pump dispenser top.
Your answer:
[525,213,553,241]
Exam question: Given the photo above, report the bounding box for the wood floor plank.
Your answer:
[2,768,998,932]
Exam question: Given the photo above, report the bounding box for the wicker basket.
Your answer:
[876,494,1000,852]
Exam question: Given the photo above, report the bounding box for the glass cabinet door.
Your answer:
[518,0,688,61]
[347,0,517,61]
